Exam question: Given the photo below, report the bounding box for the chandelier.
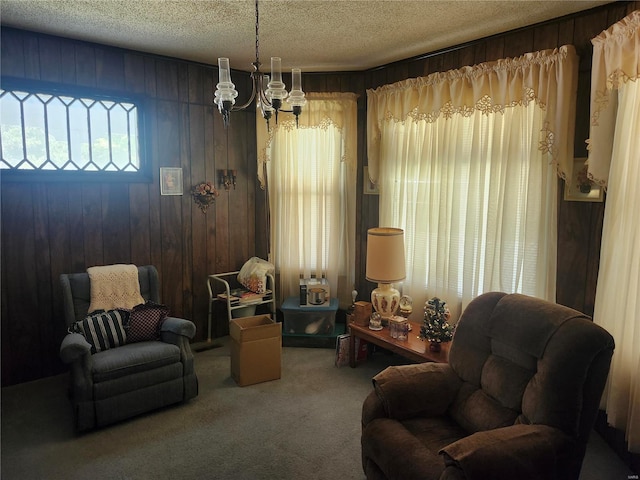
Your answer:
[214,0,306,129]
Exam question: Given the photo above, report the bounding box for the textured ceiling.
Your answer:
[1,0,613,73]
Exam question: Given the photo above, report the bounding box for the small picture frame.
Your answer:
[363,166,379,195]
[160,167,183,196]
[564,158,604,202]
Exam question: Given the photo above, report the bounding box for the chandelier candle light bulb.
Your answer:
[266,57,287,122]
[288,68,307,127]
[267,57,286,98]
[257,75,273,114]
[214,58,238,126]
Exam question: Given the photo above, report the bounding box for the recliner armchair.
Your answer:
[361,292,614,480]
[59,265,198,431]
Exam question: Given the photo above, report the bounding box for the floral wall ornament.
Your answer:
[191,181,219,213]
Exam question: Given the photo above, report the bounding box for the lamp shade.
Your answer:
[365,228,406,283]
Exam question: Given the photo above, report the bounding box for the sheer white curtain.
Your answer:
[367,46,578,320]
[587,10,640,453]
[257,93,358,306]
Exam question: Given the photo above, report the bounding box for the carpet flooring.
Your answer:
[1,337,633,480]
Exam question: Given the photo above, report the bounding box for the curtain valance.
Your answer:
[367,45,578,184]
[587,10,640,188]
[257,92,359,188]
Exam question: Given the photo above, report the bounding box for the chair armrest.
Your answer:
[60,333,91,363]
[362,389,388,427]
[161,316,196,339]
[440,424,574,480]
[160,317,196,383]
[371,362,461,420]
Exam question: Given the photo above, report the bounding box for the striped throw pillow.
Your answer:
[73,310,128,354]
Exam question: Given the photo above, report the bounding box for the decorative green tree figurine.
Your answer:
[420,297,454,352]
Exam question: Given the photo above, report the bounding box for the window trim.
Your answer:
[0,76,152,183]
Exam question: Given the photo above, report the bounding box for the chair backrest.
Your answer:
[447,292,614,445]
[60,265,160,327]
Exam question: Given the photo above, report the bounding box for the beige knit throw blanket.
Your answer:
[87,264,145,313]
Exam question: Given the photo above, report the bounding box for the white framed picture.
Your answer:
[160,167,183,196]
[564,158,604,202]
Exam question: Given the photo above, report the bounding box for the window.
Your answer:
[269,124,344,270]
[367,46,578,319]
[0,78,148,181]
[379,102,557,318]
[258,93,358,305]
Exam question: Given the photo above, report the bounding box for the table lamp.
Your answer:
[365,227,406,322]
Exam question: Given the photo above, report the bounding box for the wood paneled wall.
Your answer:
[307,0,637,318]
[350,1,638,314]
[2,1,637,386]
[0,28,261,385]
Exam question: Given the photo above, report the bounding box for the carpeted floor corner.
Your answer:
[1,338,406,480]
[1,337,632,480]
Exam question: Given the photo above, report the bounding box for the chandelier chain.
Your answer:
[254,0,260,65]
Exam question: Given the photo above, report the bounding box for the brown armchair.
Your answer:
[361,292,614,480]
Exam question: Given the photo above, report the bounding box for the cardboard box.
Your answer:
[282,296,338,335]
[352,301,372,326]
[299,278,331,307]
[230,315,282,386]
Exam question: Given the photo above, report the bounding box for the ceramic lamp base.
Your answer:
[371,283,400,320]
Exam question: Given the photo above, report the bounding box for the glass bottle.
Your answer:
[390,319,398,338]
[397,319,409,341]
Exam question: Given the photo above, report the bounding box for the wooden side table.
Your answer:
[348,321,449,367]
